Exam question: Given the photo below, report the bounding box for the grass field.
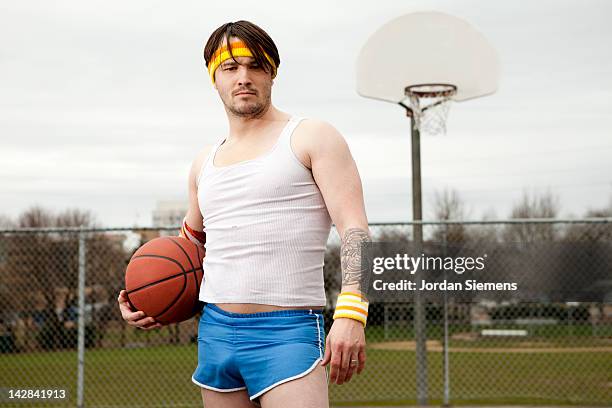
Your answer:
[1,341,610,407]
[364,323,612,347]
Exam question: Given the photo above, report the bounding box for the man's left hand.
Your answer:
[320,318,366,384]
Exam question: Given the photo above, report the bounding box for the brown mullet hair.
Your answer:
[204,21,280,78]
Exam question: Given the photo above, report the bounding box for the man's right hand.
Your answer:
[117,290,162,330]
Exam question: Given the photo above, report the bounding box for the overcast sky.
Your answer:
[1,0,611,227]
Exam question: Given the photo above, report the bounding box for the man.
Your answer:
[118,20,370,408]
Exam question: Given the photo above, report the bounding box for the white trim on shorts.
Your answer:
[249,357,322,401]
[191,375,247,393]
[314,311,329,383]
[250,310,326,401]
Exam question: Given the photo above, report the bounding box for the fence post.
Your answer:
[442,223,450,406]
[77,230,86,408]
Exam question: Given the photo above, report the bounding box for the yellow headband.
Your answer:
[207,40,277,84]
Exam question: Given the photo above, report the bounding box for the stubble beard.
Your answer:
[224,88,271,119]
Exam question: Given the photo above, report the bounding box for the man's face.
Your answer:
[214,41,273,118]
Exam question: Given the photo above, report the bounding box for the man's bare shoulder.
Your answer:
[295,118,348,156]
[296,118,340,138]
[195,145,214,165]
[189,145,215,182]
[292,119,347,169]
[291,119,328,169]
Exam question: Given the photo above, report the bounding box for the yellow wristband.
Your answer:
[333,292,369,327]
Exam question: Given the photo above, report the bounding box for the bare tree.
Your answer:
[0,214,14,229]
[1,207,127,350]
[555,197,612,302]
[564,194,612,242]
[17,206,54,228]
[3,207,94,309]
[470,208,501,244]
[56,208,97,228]
[430,188,468,245]
[503,190,560,243]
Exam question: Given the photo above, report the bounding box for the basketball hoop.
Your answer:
[356,13,500,406]
[405,84,457,136]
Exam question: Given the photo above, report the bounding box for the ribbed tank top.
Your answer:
[196,116,332,307]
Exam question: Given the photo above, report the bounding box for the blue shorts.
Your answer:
[191,303,326,404]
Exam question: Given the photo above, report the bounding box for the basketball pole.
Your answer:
[77,229,86,408]
[357,12,499,406]
[404,105,429,405]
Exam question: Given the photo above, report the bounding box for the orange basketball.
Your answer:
[125,236,204,325]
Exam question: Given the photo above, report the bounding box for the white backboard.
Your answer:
[356,12,500,103]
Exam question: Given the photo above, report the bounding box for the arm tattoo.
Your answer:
[340,227,371,293]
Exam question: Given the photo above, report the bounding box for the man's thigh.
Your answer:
[201,388,258,408]
[258,365,329,408]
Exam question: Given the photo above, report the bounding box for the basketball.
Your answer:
[125,236,204,325]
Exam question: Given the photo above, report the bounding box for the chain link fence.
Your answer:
[0,220,610,407]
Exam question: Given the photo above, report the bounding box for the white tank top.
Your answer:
[196,116,332,307]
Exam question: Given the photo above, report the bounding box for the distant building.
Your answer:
[152,200,188,236]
